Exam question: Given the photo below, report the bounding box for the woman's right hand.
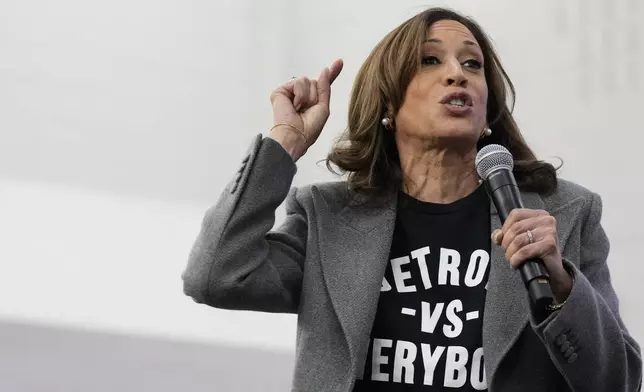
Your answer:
[269,59,344,160]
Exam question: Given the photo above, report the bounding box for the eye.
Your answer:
[464,59,483,69]
[421,55,440,66]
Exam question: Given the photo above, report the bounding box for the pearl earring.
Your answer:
[484,128,492,136]
[381,117,392,129]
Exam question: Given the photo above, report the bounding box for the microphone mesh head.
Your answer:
[475,144,514,180]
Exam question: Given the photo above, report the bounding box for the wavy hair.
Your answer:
[326,7,558,201]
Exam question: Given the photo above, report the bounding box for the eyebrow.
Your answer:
[424,38,479,48]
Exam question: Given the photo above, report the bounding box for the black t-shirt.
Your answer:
[353,185,491,391]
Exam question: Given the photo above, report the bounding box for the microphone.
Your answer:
[475,144,554,322]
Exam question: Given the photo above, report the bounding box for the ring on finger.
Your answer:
[526,229,534,244]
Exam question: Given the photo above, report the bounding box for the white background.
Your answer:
[0,0,642,361]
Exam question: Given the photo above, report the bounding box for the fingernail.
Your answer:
[491,230,500,244]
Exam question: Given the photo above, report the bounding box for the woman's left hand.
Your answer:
[492,209,573,304]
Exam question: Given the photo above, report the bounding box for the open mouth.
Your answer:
[440,92,473,108]
[446,98,467,108]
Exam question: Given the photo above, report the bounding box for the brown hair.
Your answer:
[326,7,558,201]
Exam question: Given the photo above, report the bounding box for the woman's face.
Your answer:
[395,20,488,145]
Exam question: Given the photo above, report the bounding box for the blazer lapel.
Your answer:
[482,193,537,387]
[314,188,397,379]
[483,190,584,386]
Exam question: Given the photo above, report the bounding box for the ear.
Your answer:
[385,103,395,118]
[381,103,396,131]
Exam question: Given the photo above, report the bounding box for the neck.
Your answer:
[397,137,480,204]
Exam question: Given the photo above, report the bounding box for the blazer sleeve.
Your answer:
[181,134,307,314]
[531,192,643,391]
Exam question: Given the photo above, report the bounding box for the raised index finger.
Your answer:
[328,59,344,84]
[317,59,343,107]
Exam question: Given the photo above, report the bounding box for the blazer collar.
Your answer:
[315,188,397,381]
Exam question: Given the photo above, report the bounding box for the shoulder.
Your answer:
[290,180,353,211]
[295,180,351,203]
[540,178,602,221]
[543,178,596,204]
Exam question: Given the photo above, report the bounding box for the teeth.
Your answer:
[449,99,465,107]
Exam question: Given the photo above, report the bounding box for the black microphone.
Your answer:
[475,144,554,322]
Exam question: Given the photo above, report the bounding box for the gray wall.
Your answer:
[0,319,294,392]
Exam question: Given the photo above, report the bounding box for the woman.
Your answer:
[182,7,642,391]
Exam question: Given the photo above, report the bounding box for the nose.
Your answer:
[443,58,468,87]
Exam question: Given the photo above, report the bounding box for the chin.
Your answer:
[434,125,478,141]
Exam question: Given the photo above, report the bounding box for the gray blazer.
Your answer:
[182,135,642,391]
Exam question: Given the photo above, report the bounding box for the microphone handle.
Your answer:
[485,169,555,322]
